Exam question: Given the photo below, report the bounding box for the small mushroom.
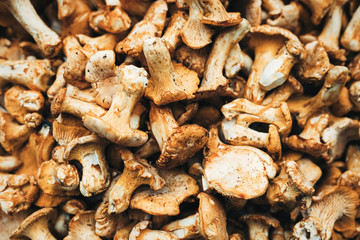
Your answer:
[162,192,228,239]
[129,220,180,240]
[60,0,92,37]
[4,85,44,128]
[299,0,332,25]
[130,169,199,215]
[143,37,199,105]
[199,0,241,26]
[83,65,149,147]
[108,147,165,214]
[1,0,62,58]
[341,5,360,52]
[161,11,188,54]
[150,102,208,169]
[115,0,168,57]
[239,214,282,240]
[64,210,101,240]
[245,0,262,26]
[202,125,278,199]
[0,59,54,92]
[9,208,57,240]
[0,154,21,173]
[196,19,250,98]
[174,45,208,78]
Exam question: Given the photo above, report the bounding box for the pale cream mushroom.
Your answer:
[129,220,180,240]
[83,65,149,147]
[203,125,278,199]
[130,169,200,215]
[239,214,282,240]
[299,0,333,25]
[225,44,253,78]
[1,0,62,58]
[161,11,188,54]
[196,19,250,98]
[0,59,54,92]
[150,102,208,169]
[341,5,360,52]
[9,208,57,240]
[162,192,228,239]
[143,37,199,105]
[108,147,165,214]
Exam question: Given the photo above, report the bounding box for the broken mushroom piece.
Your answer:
[174,45,208,78]
[4,85,44,127]
[162,192,228,239]
[199,0,241,26]
[196,19,250,98]
[0,173,39,214]
[180,0,215,49]
[129,220,179,240]
[203,125,278,199]
[130,169,199,215]
[83,65,149,147]
[150,103,208,169]
[0,59,54,92]
[1,0,62,58]
[60,135,110,197]
[0,154,22,173]
[9,208,57,240]
[239,214,282,240]
[115,0,167,57]
[341,5,360,52]
[143,37,199,105]
[64,210,101,240]
[299,0,332,25]
[108,148,165,214]
[287,66,349,127]
[291,187,359,240]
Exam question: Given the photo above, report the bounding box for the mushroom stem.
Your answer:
[262,0,284,16]
[341,5,360,51]
[3,0,62,58]
[162,214,200,239]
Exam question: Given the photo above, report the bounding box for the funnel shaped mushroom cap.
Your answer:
[130,169,199,215]
[157,124,208,169]
[64,211,101,240]
[10,208,57,240]
[198,192,228,239]
[204,145,277,199]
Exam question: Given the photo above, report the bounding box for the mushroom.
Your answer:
[202,125,278,199]
[0,111,33,153]
[83,65,149,147]
[245,0,262,26]
[130,169,200,215]
[77,33,119,54]
[198,0,241,26]
[266,156,322,209]
[0,59,54,92]
[196,19,250,98]
[341,5,360,52]
[108,147,165,214]
[143,37,199,105]
[64,210,101,240]
[287,66,349,127]
[331,87,353,116]
[47,63,67,100]
[1,0,62,58]
[299,0,333,25]
[224,44,253,78]
[245,25,303,103]
[4,85,44,128]
[9,208,57,240]
[266,2,302,33]
[239,214,282,240]
[349,80,360,111]
[0,154,21,173]
[59,135,110,197]
[161,11,188,54]
[56,0,76,20]
[0,173,39,214]
[291,187,359,240]
[60,0,92,37]
[180,0,216,49]
[149,102,208,169]
[174,45,208,78]
[129,220,180,240]
[115,0,168,57]
[89,3,131,34]
[162,192,228,239]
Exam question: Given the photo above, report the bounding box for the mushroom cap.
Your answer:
[197,192,228,239]
[64,210,101,240]
[203,145,277,199]
[239,214,281,229]
[10,208,56,239]
[157,124,208,169]
[130,169,199,215]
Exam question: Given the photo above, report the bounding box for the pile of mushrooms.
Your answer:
[1,0,360,239]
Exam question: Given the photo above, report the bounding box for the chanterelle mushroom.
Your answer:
[162,192,228,239]
[143,37,199,106]
[108,147,165,214]
[64,210,101,240]
[239,214,282,240]
[83,64,149,147]
[129,220,179,240]
[130,169,200,215]
[203,125,278,199]
[9,208,57,240]
[150,102,208,169]
[341,5,360,52]
[199,0,241,26]
[1,0,62,58]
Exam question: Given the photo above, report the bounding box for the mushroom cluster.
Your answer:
[1,0,360,239]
